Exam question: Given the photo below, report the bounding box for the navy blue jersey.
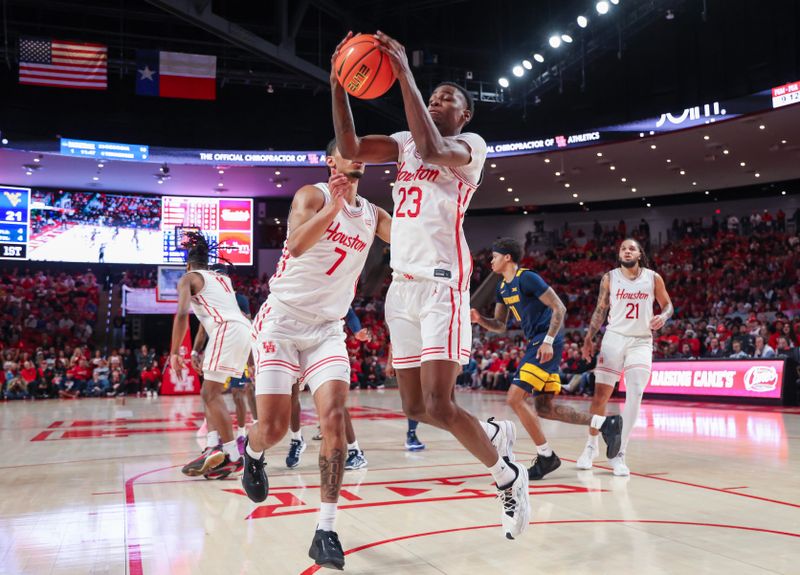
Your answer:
[235,293,251,318]
[495,268,556,342]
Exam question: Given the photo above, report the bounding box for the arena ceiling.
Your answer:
[0,0,799,210]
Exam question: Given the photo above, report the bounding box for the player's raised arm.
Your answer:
[285,173,349,258]
[582,272,610,360]
[374,31,472,167]
[650,273,674,331]
[330,33,399,164]
[470,303,510,333]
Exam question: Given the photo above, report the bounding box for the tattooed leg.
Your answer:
[314,380,349,503]
[534,394,592,426]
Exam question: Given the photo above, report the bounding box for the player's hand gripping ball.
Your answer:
[334,33,396,99]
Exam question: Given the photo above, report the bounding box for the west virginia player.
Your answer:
[471,238,623,480]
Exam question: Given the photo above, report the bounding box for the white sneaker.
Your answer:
[497,459,530,539]
[609,454,630,476]
[576,443,598,470]
[486,417,516,463]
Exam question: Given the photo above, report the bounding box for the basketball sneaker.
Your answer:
[609,453,630,476]
[404,431,425,451]
[286,438,307,469]
[576,442,598,470]
[528,452,561,480]
[344,449,367,470]
[599,415,623,459]
[312,427,323,440]
[236,435,246,456]
[496,458,530,540]
[486,417,516,462]
[308,529,345,570]
[181,446,224,477]
[241,438,269,502]
[204,455,244,480]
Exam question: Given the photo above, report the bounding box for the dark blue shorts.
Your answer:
[511,338,563,395]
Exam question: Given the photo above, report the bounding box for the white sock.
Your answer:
[536,442,553,457]
[291,429,303,441]
[590,414,607,430]
[317,502,338,532]
[238,427,246,438]
[246,441,263,460]
[587,433,599,449]
[223,439,241,462]
[347,440,360,452]
[207,430,220,449]
[489,456,516,488]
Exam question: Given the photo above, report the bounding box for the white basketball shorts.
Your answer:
[385,276,472,369]
[252,308,349,395]
[594,330,653,385]
[202,320,252,383]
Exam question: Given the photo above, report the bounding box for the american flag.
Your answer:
[19,37,107,90]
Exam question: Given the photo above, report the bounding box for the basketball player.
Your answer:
[170,233,250,478]
[580,238,673,475]
[242,141,391,570]
[470,238,622,481]
[331,31,530,539]
[286,307,370,470]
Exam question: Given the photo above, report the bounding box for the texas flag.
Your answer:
[136,49,216,100]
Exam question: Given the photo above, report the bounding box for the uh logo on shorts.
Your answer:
[262,341,277,354]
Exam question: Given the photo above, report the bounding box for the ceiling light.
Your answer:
[647,203,652,207]
[631,187,637,192]
[705,190,710,195]
[275,170,281,175]
[218,182,224,187]
[544,158,550,163]
[740,162,746,167]
[596,1,610,15]
[572,193,578,198]
[650,144,657,149]
[523,210,528,215]
[507,187,513,192]
[577,15,588,28]
[692,181,697,185]
[533,53,544,63]
[157,178,164,184]
[514,197,520,202]
[389,182,394,187]
[25,170,32,176]
[33,156,40,163]
[499,176,505,181]
[754,172,760,178]
[555,171,561,176]
[679,170,686,175]
[522,60,532,70]
[277,183,283,188]
[1,138,8,145]
[782,190,787,195]
[579,201,584,205]
[781,139,787,144]
[639,132,645,137]
[596,152,603,157]
[564,183,570,188]
[666,159,672,163]
[621,177,627,182]
[490,163,497,168]
[609,165,616,170]
[512,65,525,77]
[498,77,510,88]
[703,135,710,140]
[759,124,765,130]
[723,149,730,154]
[549,35,562,48]
[561,34,573,43]
[218,169,224,174]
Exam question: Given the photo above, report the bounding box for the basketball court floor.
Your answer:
[1,390,798,574]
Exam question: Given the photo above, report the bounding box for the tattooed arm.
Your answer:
[470,303,510,333]
[536,287,567,363]
[582,272,610,361]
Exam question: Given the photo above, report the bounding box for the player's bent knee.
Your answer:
[425,397,456,426]
[201,381,223,403]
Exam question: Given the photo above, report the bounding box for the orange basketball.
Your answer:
[335,34,396,99]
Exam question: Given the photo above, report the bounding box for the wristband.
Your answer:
[190,350,199,357]
[543,335,555,345]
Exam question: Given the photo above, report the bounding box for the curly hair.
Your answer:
[182,231,217,267]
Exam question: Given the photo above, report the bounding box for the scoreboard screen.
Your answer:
[0,186,31,261]
[1,185,254,266]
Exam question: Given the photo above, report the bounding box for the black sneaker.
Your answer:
[241,437,269,502]
[600,415,623,459]
[308,529,345,570]
[528,452,561,480]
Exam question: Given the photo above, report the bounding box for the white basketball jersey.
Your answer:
[188,270,251,334]
[606,267,656,337]
[263,183,377,323]
[388,130,487,291]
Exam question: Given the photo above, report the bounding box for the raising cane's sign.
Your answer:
[619,360,784,399]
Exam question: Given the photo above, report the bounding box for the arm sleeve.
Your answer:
[520,271,549,298]
[344,308,362,333]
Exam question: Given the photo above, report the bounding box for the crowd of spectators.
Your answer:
[3,207,797,401]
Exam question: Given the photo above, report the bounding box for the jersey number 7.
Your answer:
[326,247,347,276]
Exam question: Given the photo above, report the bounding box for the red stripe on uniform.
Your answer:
[447,287,456,360]
[456,289,463,360]
[259,359,300,371]
[212,323,228,370]
[393,354,422,360]
[304,357,350,378]
[421,347,445,352]
[303,355,349,377]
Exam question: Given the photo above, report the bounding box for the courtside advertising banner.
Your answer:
[620,360,784,399]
